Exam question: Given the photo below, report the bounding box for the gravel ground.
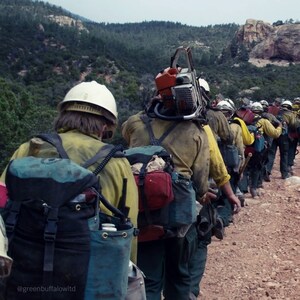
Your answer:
[199,151,300,300]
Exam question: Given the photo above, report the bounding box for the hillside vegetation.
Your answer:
[0,0,300,171]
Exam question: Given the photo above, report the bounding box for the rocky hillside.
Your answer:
[231,19,300,67]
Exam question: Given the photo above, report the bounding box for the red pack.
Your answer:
[268,105,280,116]
[236,108,255,125]
[135,171,174,212]
[0,182,8,208]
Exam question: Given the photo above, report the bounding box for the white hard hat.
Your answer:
[198,78,210,93]
[251,102,263,113]
[0,216,12,278]
[260,100,269,107]
[293,97,300,104]
[224,98,236,110]
[58,81,118,124]
[217,100,234,112]
[281,100,292,109]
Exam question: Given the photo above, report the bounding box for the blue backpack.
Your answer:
[2,134,134,300]
[247,124,266,152]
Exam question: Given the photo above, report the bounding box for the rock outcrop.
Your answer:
[232,19,300,66]
[48,15,88,32]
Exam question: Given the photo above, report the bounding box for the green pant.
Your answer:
[137,227,198,300]
[189,230,212,297]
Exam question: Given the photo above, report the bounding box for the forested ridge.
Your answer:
[0,0,300,171]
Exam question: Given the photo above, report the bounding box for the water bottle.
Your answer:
[101,223,117,232]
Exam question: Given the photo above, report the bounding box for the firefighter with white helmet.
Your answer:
[259,100,281,129]
[255,100,281,183]
[245,102,283,197]
[217,100,235,117]
[198,78,234,145]
[260,100,269,109]
[281,100,293,111]
[1,81,139,267]
[58,80,118,139]
[270,100,300,179]
[250,102,264,113]
[216,99,245,204]
[266,98,300,178]
[123,67,240,298]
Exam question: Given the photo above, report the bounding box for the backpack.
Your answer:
[124,117,177,242]
[124,116,197,242]
[246,122,266,153]
[235,109,267,153]
[217,139,240,170]
[2,133,130,300]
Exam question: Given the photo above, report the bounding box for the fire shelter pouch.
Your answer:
[168,173,197,227]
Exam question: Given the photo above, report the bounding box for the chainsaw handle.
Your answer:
[170,46,194,72]
[153,102,202,121]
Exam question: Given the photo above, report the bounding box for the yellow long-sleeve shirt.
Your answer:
[203,125,231,187]
[1,130,139,262]
[122,112,210,201]
[256,118,282,138]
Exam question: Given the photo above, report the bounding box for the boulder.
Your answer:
[231,19,300,65]
[250,24,300,61]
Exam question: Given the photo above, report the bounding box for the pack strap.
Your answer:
[91,144,129,222]
[37,135,128,218]
[139,115,178,224]
[118,178,129,218]
[36,133,124,170]
[36,133,69,159]
[43,207,59,292]
[82,144,123,169]
[138,164,152,225]
[93,144,124,175]
[5,201,22,243]
[140,115,179,146]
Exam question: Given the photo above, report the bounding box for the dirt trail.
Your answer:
[199,151,300,300]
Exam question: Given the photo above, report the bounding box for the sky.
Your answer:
[40,0,299,27]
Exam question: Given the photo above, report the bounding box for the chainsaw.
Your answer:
[153,46,205,120]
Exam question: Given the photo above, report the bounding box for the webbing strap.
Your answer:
[138,164,152,225]
[43,207,58,292]
[36,133,69,159]
[82,144,119,168]
[140,115,179,146]
[37,134,128,218]
[5,201,21,243]
[93,144,124,175]
[138,115,178,225]
[118,178,129,218]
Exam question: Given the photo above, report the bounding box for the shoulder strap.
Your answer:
[36,133,69,158]
[91,144,129,220]
[92,144,124,175]
[36,133,124,171]
[37,134,128,217]
[140,115,178,146]
[82,144,124,169]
